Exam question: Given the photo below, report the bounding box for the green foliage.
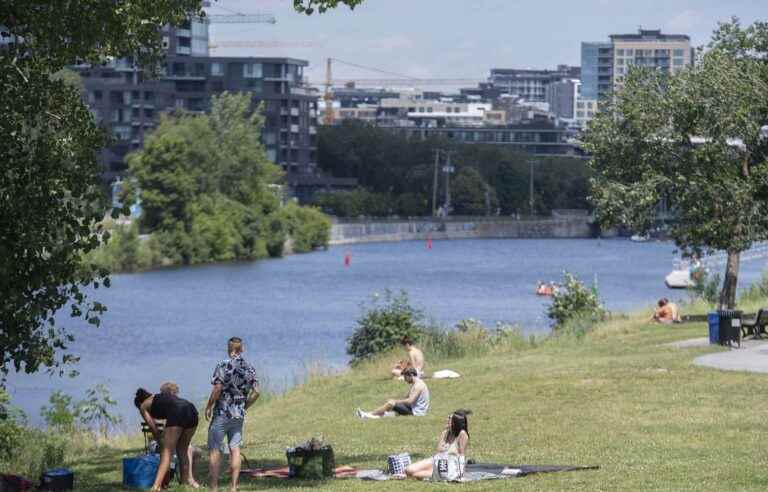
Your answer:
[347,290,425,364]
[40,391,78,431]
[0,390,24,462]
[1,0,206,379]
[547,272,605,328]
[75,384,122,439]
[127,92,328,268]
[583,20,768,308]
[421,319,532,360]
[317,121,591,217]
[277,203,332,253]
[294,0,363,14]
[689,271,723,307]
[451,167,497,215]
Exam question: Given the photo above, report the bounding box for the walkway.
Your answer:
[668,337,768,373]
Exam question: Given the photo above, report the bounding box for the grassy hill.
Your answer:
[58,301,768,490]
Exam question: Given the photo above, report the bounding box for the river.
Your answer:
[6,238,767,426]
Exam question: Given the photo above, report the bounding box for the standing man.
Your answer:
[205,337,259,492]
[391,336,425,378]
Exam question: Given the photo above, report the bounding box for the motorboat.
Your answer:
[664,268,693,289]
[630,234,649,242]
[535,282,558,296]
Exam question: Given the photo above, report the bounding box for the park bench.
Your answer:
[741,308,768,340]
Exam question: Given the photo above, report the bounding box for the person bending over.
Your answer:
[134,384,199,491]
[357,367,429,419]
[391,336,425,378]
[406,410,471,479]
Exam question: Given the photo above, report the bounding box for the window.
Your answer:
[576,111,585,118]
[617,58,625,66]
[616,49,624,56]
[194,63,206,76]
[211,62,223,76]
[145,108,154,118]
[625,49,634,56]
[144,91,154,101]
[172,62,186,76]
[418,107,425,113]
[673,58,684,66]
[427,107,433,113]
[673,48,685,57]
[243,63,262,79]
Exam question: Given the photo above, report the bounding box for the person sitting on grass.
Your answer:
[134,384,200,491]
[405,409,471,479]
[652,298,680,324]
[391,336,425,378]
[357,367,429,419]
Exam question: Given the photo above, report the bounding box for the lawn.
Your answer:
[69,302,768,491]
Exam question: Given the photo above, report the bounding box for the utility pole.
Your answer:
[432,150,440,217]
[444,152,455,215]
[528,159,535,217]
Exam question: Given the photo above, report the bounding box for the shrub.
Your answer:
[76,384,122,439]
[347,290,425,365]
[738,270,768,304]
[547,271,605,328]
[421,319,532,360]
[40,391,78,432]
[276,202,331,254]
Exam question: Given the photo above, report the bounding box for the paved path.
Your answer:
[669,337,768,373]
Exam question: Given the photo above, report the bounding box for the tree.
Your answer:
[583,19,768,309]
[128,93,283,264]
[293,0,364,14]
[451,167,497,216]
[1,1,204,378]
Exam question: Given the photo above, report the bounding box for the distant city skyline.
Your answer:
[207,0,764,87]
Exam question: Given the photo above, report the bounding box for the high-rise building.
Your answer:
[578,29,693,127]
[77,22,326,201]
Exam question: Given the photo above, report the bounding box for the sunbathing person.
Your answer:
[651,298,677,324]
[405,410,471,479]
[391,336,425,378]
[135,385,200,491]
[357,367,429,418]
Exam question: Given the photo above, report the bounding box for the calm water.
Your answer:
[7,238,768,426]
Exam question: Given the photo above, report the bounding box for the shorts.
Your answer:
[166,403,199,429]
[208,416,244,453]
[393,402,413,416]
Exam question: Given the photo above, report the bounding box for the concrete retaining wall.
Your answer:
[330,217,595,245]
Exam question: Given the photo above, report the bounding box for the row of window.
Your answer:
[615,48,686,57]
[406,130,563,144]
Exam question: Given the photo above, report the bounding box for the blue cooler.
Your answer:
[708,312,720,344]
[123,454,160,489]
[40,468,74,491]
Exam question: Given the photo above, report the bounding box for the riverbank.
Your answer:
[51,297,768,490]
[330,215,596,245]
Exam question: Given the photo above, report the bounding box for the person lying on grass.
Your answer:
[357,367,430,419]
[135,383,200,490]
[391,336,425,378]
[406,409,471,479]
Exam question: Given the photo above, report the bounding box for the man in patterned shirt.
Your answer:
[205,337,259,492]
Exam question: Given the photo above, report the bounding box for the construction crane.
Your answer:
[209,40,322,50]
[202,13,276,24]
[319,58,483,125]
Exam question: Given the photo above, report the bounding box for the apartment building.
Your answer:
[77,21,324,199]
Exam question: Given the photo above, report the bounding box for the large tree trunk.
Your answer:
[718,250,741,310]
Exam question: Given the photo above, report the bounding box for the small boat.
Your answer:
[630,234,649,242]
[535,282,558,296]
[664,268,692,289]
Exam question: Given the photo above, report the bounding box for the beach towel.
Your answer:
[432,369,461,379]
[357,463,599,481]
[242,466,357,479]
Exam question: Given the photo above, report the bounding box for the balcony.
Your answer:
[290,108,300,116]
[280,108,289,116]
[176,46,191,55]
[309,126,317,135]
[290,124,299,133]
[176,29,191,37]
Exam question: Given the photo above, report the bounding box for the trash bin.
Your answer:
[717,310,742,347]
[708,312,720,344]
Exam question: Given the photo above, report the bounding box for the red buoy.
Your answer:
[344,252,351,267]
[427,236,433,250]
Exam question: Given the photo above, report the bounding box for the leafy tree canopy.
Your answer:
[293,0,364,15]
[583,18,768,308]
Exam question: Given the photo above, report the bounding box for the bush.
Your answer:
[421,319,532,360]
[547,271,605,328]
[40,391,78,432]
[347,290,425,365]
[281,203,332,253]
[738,270,768,304]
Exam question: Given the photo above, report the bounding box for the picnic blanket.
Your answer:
[358,463,599,482]
[242,466,358,479]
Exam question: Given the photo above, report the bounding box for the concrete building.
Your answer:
[77,22,331,201]
[392,121,584,157]
[581,29,693,102]
[480,65,580,103]
[546,79,579,120]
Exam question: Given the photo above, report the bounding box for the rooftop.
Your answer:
[609,29,690,42]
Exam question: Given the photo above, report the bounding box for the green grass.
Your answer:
[63,300,768,490]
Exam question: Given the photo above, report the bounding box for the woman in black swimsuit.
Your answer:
[135,384,199,490]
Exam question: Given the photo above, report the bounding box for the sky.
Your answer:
[207,0,766,88]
